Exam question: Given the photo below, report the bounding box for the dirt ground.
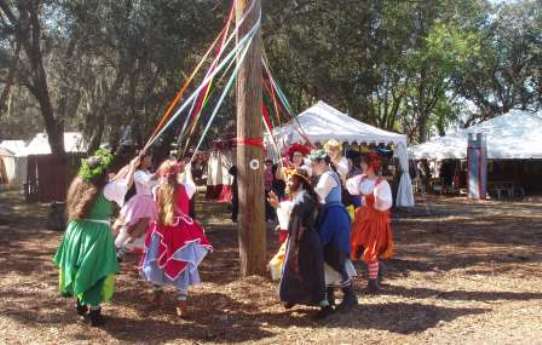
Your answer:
[0,190,541,345]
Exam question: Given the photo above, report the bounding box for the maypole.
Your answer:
[235,0,266,276]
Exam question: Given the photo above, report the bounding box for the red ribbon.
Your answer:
[235,137,265,149]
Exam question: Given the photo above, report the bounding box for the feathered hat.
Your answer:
[284,143,311,159]
[282,167,311,185]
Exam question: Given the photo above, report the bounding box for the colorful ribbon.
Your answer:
[189,24,259,163]
[235,137,265,149]
[143,14,261,152]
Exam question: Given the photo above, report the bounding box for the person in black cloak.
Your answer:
[228,165,238,222]
[267,168,333,319]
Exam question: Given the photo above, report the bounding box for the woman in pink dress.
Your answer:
[115,151,159,259]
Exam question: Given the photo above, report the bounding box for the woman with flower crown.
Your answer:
[139,159,212,318]
[53,149,140,327]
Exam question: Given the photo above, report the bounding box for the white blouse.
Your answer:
[334,156,349,183]
[103,179,129,207]
[345,175,393,211]
[276,200,294,230]
[133,170,157,196]
[315,171,338,204]
[179,163,197,199]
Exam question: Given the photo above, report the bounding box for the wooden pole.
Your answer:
[235,0,266,276]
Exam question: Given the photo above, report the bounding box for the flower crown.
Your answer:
[158,161,181,178]
[78,149,114,182]
[308,149,328,161]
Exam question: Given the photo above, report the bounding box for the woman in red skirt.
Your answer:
[347,152,394,293]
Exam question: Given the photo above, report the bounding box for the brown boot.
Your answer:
[176,300,188,318]
[152,288,164,306]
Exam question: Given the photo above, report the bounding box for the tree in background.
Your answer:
[0,0,66,157]
[0,0,540,149]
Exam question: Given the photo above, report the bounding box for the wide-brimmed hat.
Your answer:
[282,167,311,185]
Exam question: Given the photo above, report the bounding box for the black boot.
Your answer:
[336,285,358,312]
[284,302,295,310]
[76,299,88,316]
[116,246,128,263]
[367,279,381,294]
[88,308,105,327]
[326,287,336,307]
[378,262,385,284]
[314,305,334,320]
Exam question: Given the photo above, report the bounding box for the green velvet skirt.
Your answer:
[53,219,119,306]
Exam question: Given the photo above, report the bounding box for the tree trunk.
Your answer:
[236,0,266,276]
[24,2,65,158]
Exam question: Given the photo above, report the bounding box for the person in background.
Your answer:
[323,139,349,184]
[180,153,198,219]
[347,152,394,293]
[54,149,139,327]
[272,163,287,201]
[228,165,238,222]
[264,159,276,223]
[344,150,363,219]
[285,143,312,175]
[191,152,206,185]
[140,160,212,318]
[309,149,358,312]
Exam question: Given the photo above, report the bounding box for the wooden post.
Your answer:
[235,0,266,276]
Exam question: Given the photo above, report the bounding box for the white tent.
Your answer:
[24,132,87,155]
[0,147,14,186]
[410,110,542,160]
[272,101,407,147]
[0,140,28,189]
[272,101,414,207]
[0,140,26,155]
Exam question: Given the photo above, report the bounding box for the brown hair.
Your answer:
[66,174,107,221]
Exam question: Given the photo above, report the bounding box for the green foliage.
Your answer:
[0,0,539,147]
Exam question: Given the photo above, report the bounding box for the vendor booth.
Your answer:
[410,110,542,198]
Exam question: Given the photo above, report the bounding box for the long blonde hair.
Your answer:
[156,160,179,226]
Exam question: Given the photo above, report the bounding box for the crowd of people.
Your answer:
[54,149,212,326]
[267,140,394,318]
[52,138,395,326]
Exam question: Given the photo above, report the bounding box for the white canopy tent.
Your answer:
[272,101,407,147]
[271,101,414,207]
[0,140,26,155]
[0,140,28,188]
[0,133,87,189]
[410,110,542,160]
[24,132,87,155]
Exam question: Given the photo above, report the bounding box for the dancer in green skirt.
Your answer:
[53,149,139,326]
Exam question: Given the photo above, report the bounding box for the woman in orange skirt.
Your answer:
[346,152,394,293]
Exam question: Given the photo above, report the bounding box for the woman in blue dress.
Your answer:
[309,149,358,312]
